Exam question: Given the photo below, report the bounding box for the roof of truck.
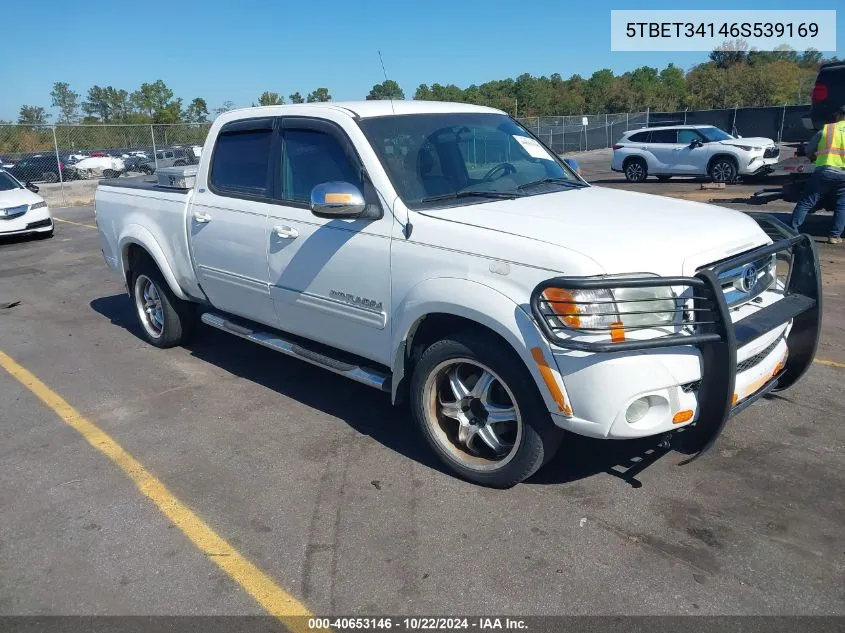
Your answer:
[226,101,506,119]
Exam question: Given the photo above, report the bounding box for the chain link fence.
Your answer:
[0,123,211,204]
[0,104,812,206]
[517,104,811,154]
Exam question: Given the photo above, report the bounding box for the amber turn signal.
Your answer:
[672,410,694,424]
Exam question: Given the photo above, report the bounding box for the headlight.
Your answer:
[30,201,47,210]
[736,145,756,152]
[541,279,678,332]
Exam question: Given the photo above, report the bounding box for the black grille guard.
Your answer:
[529,213,822,457]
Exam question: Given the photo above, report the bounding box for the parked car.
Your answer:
[612,125,781,183]
[138,148,198,174]
[0,169,53,238]
[95,102,820,487]
[7,154,75,183]
[71,155,126,179]
[0,156,15,169]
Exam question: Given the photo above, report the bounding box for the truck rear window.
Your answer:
[210,129,273,196]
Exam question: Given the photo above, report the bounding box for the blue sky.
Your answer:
[1,0,842,121]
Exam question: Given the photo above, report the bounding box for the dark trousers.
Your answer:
[791,167,845,238]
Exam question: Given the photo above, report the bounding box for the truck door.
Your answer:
[266,117,392,364]
[188,117,278,327]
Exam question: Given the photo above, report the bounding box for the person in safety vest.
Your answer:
[791,105,845,244]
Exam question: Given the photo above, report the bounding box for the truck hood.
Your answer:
[419,186,770,276]
[719,137,774,148]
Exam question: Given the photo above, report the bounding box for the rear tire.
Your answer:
[624,158,648,183]
[410,331,563,487]
[43,171,58,183]
[129,256,195,348]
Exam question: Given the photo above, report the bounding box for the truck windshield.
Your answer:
[358,113,582,208]
[0,171,22,191]
[699,127,734,142]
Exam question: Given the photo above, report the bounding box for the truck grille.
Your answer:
[764,146,780,158]
[0,204,27,219]
[681,335,784,393]
[713,253,777,308]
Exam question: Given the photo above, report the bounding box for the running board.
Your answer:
[200,312,390,392]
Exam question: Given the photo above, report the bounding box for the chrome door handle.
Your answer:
[273,225,298,239]
[193,211,212,223]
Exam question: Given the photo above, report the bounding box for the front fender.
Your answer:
[391,277,572,416]
[118,224,189,300]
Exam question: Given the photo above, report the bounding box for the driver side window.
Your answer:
[281,129,362,203]
[678,129,702,144]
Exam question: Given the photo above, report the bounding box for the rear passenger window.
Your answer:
[649,129,678,143]
[282,129,361,202]
[628,131,650,142]
[211,128,273,196]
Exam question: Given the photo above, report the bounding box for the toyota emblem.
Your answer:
[740,264,757,292]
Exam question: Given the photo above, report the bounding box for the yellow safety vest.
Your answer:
[816,121,845,169]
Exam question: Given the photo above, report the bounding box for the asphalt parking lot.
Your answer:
[1,160,844,620]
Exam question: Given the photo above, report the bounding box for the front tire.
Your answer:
[130,258,195,348]
[709,157,737,183]
[410,331,563,487]
[624,158,648,183]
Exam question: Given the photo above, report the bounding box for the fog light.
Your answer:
[626,397,651,423]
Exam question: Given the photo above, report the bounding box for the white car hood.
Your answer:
[0,187,44,208]
[719,137,773,148]
[419,186,771,276]
[74,156,124,170]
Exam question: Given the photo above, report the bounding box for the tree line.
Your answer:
[4,44,840,127]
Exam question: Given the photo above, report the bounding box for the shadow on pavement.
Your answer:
[90,292,675,488]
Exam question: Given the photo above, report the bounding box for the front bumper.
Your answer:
[531,214,821,454]
[740,155,780,176]
[0,207,53,236]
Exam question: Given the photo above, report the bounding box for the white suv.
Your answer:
[612,125,781,183]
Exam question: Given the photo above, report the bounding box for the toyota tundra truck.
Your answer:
[95,101,821,487]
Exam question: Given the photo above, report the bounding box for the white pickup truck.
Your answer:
[95,101,822,487]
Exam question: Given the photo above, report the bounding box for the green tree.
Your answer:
[799,48,823,68]
[709,39,749,68]
[289,92,304,104]
[258,91,284,105]
[18,105,50,125]
[584,69,614,113]
[366,80,404,100]
[658,64,686,110]
[414,84,433,100]
[83,85,112,122]
[214,100,236,116]
[184,97,209,123]
[132,80,179,122]
[306,88,332,102]
[106,88,133,123]
[50,82,80,123]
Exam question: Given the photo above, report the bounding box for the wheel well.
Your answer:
[622,155,645,168]
[707,153,738,171]
[393,313,522,404]
[123,243,156,286]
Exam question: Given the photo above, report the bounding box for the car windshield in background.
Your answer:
[358,113,582,208]
[699,127,733,142]
[0,171,22,191]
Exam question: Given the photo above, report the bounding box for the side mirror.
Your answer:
[25,182,39,193]
[310,181,366,218]
[690,139,702,148]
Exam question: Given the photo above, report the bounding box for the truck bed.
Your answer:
[99,177,192,193]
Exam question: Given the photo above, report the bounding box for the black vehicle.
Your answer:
[810,61,845,130]
[7,154,75,184]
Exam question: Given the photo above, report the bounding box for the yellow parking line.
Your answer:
[0,350,315,631]
[815,358,845,369]
[53,217,96,229]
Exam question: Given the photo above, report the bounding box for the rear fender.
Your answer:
[118,224,189,300]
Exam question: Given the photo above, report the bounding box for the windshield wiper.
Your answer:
[517,178,585,191]
[420,190,519,203]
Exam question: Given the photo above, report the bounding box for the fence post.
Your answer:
[626,112,629,131]
[562,123,566,154]
[605,113,609,148]
[646,107,650,128]
[51,126,66,207]
[778,105,786,144]
[536,117,540,137]
[684,110,687,125]
[732,106,738,136]
[151,125,158,170]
